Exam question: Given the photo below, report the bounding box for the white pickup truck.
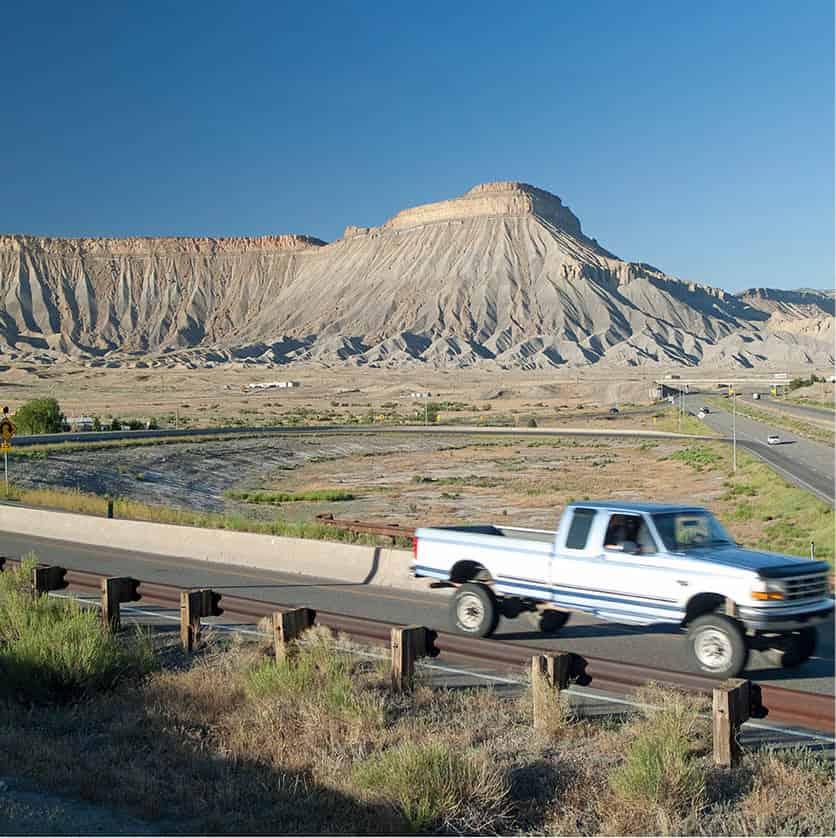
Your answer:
[412,502,833,678]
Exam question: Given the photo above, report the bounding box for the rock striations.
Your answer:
[0,182,831,369]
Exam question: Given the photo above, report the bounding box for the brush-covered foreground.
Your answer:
[0,558,155,703]
[0,614,831,835]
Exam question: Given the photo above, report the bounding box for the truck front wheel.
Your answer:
[687,614,749,678]
[451,583,499,637]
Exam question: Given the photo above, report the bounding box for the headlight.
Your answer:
[750,580,785,601]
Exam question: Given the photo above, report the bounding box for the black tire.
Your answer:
[538,609,570,634]
[687,614,749,679]
[499,597,525,619]
[451,583,499,637]
[765,628,818,668]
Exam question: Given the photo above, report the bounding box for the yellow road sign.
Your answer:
[0,418,14,440]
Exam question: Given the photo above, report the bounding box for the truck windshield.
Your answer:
[651,511,734,551]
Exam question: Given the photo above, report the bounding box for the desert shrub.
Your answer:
[0,557,155,702]
[609,686,708,817]
[245,627,381,724]
[354,742,510,833]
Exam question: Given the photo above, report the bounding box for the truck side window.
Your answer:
[604,514,657,554]
[565,508,596,550]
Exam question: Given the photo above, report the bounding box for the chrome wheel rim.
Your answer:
[457,593,485,630]
[695,627,733,671]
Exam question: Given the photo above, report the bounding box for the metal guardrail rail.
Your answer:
[315,513,415,540]
[6,559,832,734]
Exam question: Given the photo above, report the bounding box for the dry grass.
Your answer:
[0,623,831,835]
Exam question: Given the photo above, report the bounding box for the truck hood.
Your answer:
[685,545,829,577]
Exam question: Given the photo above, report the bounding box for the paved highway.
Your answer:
[13,419,710,448]
[686,396,835,505]
[758,397,835,426]
[2,529,832,695]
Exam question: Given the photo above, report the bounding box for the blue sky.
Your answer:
[1,1,832,292]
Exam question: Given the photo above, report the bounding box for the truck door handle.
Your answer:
[676,579,689,587]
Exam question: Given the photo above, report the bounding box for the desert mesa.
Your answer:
[0,181,832,370]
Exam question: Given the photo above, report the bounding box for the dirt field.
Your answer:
[10,432,724,528]
[0,361,777,429]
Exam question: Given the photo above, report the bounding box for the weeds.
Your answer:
[354,742,510,833]
[605,686,709,832]
[4,484,410,548]
[226,488,355,503]
[0,557,155,703]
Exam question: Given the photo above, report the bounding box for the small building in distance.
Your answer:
[66,416,95,431]
[245,381,300,392]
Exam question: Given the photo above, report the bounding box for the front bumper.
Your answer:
[739,598,834,632]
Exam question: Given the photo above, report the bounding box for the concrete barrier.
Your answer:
[0,504,437,594]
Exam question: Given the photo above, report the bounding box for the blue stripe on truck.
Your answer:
[413,564,684,621]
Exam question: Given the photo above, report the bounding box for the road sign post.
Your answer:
[1,407,15,495]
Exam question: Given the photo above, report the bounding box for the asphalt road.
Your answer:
[759,397,835,425]
[686,396,835,505]
[3,529,833,696]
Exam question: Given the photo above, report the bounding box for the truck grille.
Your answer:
[784,573,829,601]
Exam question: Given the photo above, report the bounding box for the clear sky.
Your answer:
[1,1,832,292]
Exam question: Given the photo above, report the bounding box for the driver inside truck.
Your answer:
[604,514,655,554]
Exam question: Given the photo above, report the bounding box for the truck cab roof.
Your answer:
[566,501,705,515]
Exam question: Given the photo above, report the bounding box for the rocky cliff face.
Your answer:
[0,183,830,369]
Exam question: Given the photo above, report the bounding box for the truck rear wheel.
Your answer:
[451,583,499,637]
[765,628,817,668]
[687,614,749,679]
[538,609,570,634]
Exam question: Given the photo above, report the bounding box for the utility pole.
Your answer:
[425,394,428,426]
[732,392,737,473]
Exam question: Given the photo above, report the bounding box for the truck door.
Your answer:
[549,507,604,611]
[598,513,684,624]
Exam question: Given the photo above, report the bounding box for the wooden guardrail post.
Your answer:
[180,588,224,652]
[391,625,428,692]
[272,608,316,662]
[31,565,68,598]
[713,678,750,768]
[101,577,141,632]
[531,652,571,729]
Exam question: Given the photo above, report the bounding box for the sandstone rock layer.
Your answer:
[0,182,831,369]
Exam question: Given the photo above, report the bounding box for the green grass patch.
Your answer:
[720,450,834,562]
[353,742,509,833]
[0,557,155,703]
[225,489,355,504]
[653,407,714,436]
[667,444,723,471]
[245,627,382,724]
[610,687,707,814]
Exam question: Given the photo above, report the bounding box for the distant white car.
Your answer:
[767,434,781,445]
[698,411,706,419]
